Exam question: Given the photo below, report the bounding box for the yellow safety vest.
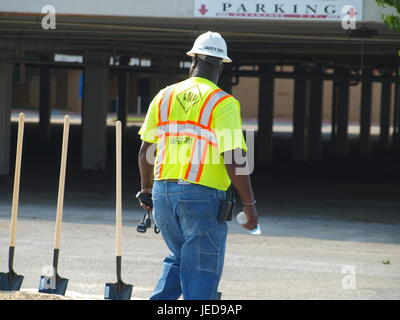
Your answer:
[139,77,247,191]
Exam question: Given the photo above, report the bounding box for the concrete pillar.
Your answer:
[117,70,129,129]
[139,76,152,114]
[82,52,109,170]
[308,70,323,161]
[55,69,82,112]
[292,66,311,162]
[66,70,82,112]
[0,62,14,175]
[256,65,274,163]
[335,69,350,158]
[393,82,400,147]
[128,72,138,114]
[379,79,392,149]
[116,57,131,130]
[55,69,68,110]
[145,73,158,104]
[359,77,373,156]
[39,66,51,141]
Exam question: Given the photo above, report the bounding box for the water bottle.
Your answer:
[236,211,261,235]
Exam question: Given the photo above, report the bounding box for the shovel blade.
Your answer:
[39,274,69,296]
[104,281,133,300]
[0,271,24,291]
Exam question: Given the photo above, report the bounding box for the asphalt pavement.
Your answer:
[0,187,399,300]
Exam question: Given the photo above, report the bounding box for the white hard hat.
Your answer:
[186,31,232,63]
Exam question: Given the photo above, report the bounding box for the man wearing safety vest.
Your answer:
[138,31,259,300]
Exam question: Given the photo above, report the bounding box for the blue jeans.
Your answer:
[149,180,227,300]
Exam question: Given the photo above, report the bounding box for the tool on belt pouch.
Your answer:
[218,186,236,223]
[136,192,160,234]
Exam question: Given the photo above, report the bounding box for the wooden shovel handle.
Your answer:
[9,113,25,247]
[115,121,122,257]
[54,115,70,250]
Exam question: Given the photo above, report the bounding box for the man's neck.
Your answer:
[191,70,219,85]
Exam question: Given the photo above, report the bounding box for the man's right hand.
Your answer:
[241,205,258,231]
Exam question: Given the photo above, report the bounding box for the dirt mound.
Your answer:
[0,291,70,300]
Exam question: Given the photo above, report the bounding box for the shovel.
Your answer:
[104,121,133,300]
[39,115,70,295]
[0,113,25,291]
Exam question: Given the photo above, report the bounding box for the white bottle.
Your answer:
[236,211,262,235]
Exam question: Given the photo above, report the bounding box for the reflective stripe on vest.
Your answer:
[184,138,208,182]
[198,89,231,128]
[155,135,166,179]
[157,122,217,147]
[158,86,175,123]
[157,85,231,182]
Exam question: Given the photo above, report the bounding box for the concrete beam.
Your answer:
[0,62,14,175]
[82,52,109,170]
[0,39,16,51]
[257,65,274,163]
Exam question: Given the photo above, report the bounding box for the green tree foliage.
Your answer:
[376,0,400,31]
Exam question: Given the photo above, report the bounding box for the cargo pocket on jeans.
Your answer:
[199,231,219,273]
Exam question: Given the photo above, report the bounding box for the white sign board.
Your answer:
[194,0,363,21]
